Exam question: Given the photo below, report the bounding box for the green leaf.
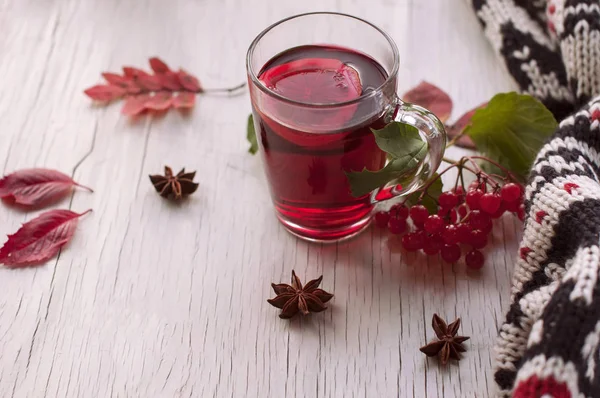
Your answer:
[247,114,258,155]
[404,173,443,214]
[345,122,427,197]
[464,93,557,181]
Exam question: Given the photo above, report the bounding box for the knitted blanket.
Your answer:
[470,0,600,397]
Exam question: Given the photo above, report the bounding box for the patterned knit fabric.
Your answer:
[469,1,600,397]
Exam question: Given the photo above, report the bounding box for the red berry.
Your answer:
[389,217,407,235]
[469,210,492,232]
[456,223,472,243]
[441,244,461,263]
[437,207,449,217]
[465,250,485,269]
[505,199,521,212]
[457,203,468,219]
[480,193,502,214]
[374,211,391,228]
[466,189,483,210]
[439,192,459,209]
[401,234,417,251]
[501,183,522,203]
[442,224,460,245]
[468,229,488,249]
[402,231,425,251]
[409,205,429,225]
[424,215,444,234]
[517,204,526,221]
[423,234,443,255]
[390,204,409,220]
[489,201,506,219]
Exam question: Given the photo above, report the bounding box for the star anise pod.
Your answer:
[419,314,469,365]
[267,270,333,319]
[149,166,198,200]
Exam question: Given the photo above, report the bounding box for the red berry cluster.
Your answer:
[374,179,525,269]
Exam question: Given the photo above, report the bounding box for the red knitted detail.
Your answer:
[535,211,547,223]
[548,4,556,15]
[513,375,572,397]
[564,183,579,194]
[591,109,600,121]
[520,247,532,260]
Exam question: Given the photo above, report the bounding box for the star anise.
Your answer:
[149,166,198,200]
[267,270,333,319]
[419,314,469,365]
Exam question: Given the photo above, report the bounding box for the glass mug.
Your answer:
[246,12,446,242]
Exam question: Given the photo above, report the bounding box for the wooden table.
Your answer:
[0,0,520,396]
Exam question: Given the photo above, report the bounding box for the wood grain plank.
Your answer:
[0,0,519,397]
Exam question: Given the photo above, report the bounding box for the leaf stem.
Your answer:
[79,209,93,217]
[75,183,94,193]
[467,155,519,182]
[201,82,247,94]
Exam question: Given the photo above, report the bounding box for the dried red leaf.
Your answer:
[173,92,195,109]
[403,81,453,123]
[102,73,141,94]
[122,66,147,79]
[178,69,202,92]
[136,73,162,91]
[145,91,173,110]
[121,94,151,116]
[0,209,91,267]
[149,57,171,74]
[84,84,126,101]
[157,71,182,90]
[0,169,93,208]
[446,103,488,149]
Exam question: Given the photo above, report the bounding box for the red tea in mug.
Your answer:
[253,45,388,240]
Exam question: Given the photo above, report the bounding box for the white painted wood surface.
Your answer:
[0,0,520,397]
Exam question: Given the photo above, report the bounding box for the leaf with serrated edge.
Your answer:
[121,94,151,115]
[84,84,126,101]
[149,57,171,74]
[0,209,91,267]
[345,122,427,197]
[464,93,557,182]
[0,169,92,208]
[173,92,195,109]
[145,92,173,110]
[404,173,443,214]
[247,114,258,155]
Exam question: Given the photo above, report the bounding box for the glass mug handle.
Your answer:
[371,98,447,203]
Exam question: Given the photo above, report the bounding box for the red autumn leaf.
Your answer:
[0,209,91,267]
[157,71,182,90]
[173,92,196,109]
[447,102,488,149]
[122,66,147,79]
[102,72,141,94]
[403,81,453,123]
[136,73,162,91]
[84,84,126,101]
[121,94,151,116]
[0,169,93,208]
[85,58,244,117]
[145,91,174,110]
[149,57,171,74]
[178,69,202,92]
